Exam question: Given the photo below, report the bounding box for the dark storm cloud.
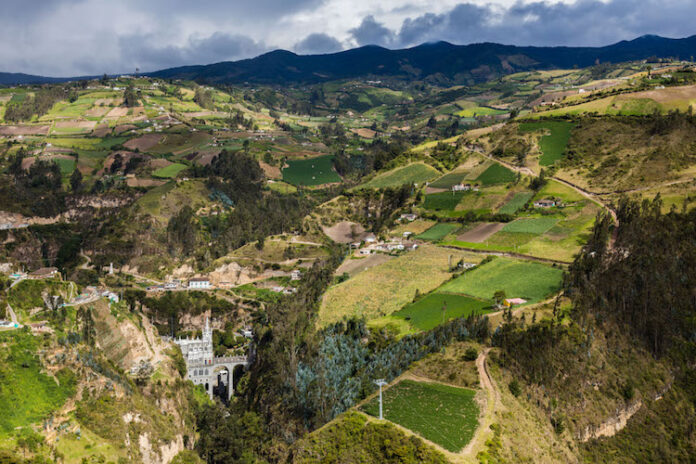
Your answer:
[1,0,696,76]
[294,33,343,55]
[349,15,396,48]
[355,0,696,49]
[118,32,268,70]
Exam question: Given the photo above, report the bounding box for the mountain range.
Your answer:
[2,34,696,86]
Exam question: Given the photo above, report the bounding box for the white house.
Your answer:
[452,183,471,192]
[534,199,556,208]
[290,270,302,281]
[188,277,211,289]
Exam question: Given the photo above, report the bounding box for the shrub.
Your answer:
[464,347,479,361]
[508,379,521,397]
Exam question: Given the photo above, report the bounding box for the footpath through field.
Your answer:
[440,244,569,266]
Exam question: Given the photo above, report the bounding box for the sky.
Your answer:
[1,0,695,76]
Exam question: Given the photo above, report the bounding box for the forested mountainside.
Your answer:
[0,55,695,463]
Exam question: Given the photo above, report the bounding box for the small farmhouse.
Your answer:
[534,199,556,208]
[504,298,528,307]
[452,183,471,192]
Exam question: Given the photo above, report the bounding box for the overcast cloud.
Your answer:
[0,0,694,76]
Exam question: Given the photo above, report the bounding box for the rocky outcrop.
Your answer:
[578,401,642,442]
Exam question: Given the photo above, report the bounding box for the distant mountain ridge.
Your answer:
[149,34,696,85]
[2,35,696,86]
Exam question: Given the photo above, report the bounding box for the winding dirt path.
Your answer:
[459,348,502,461]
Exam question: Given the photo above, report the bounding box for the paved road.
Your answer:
[6,303,19,326]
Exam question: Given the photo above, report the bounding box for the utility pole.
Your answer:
[374,379,387,420]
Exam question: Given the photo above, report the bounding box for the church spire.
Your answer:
[204,316,211,337]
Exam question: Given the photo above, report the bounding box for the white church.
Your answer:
[174,318,248,401]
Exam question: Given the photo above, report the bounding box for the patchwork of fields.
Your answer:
[319,244,483,326]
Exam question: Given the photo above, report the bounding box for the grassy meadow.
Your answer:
[0,332,77,434]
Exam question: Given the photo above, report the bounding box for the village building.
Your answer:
[188,277,212,289]
[290,270,302,281]
[28,267,59,279]
[452,183,471,192]
[363,233,377,244]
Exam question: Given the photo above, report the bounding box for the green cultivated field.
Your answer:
[475,163,516,185]
[153,162,187,178]
[498,192,533,215]
[47,136,129,151]
[54,157,76,175]
[393,293,491,331]
[439,257,563,302]
[423,191,467,210]
[359,162,440,189]
[282,155,341,186]
[457,106,507,118]
[267,180,298,194]
[502,217,559,234]
[416,223,460,241]
[429,170,469,189]
[362,380,479,452]
[519,121,574,166]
